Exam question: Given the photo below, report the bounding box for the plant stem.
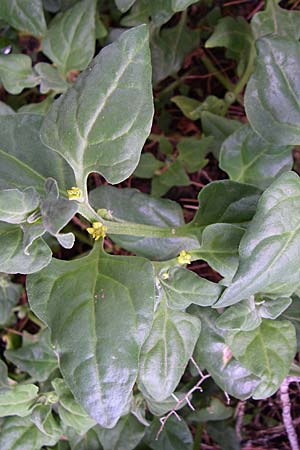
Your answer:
[193,423,203,450]
[232,43,256,98]
[200,50,235,93]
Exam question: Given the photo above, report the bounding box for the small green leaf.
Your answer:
[282,297,300,350]
[226,319,296,398]
[0,0,46,36]
[134,153,164,179]
[258,297,292,320]
[31,404,62,442]
[177,137,211,173]
[0,188,40,224]
[171,96,202,120]
[220,124,293,189]
[138,296,200,401]
[215,172,300,307]
[115,0,136,12]
[192,307,259,399]
[0,275,22,325]
[43,0,96,77]
[206,421,240,450]
[34,63,69,93]
[5,330,58,381]
[0,384,38,417]
[160,267,222,309]
[67,426,104,450]
[52,378,96,434]
[188,397,233,422]
[27,247,155,428]
[41,25,154,191]
[0,54,39,94]
[97,414,145,450]
[18,97,54,115]
[151,160,190,197]
[245,36,300,145]
[216,298,261,332]
[144,416,193,450]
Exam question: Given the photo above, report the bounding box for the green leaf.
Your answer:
[27,246,155,428]
[67,426,104,450]
[206,16,254,76]
[282,297,300,350]
[220,124,293,189]
[138,296,200,401]
[0,54,39,94]
[192,307,259,399]
[134,153,164,179]
[191,180,261,228]
[52,378,96,434]
[41,25,154,190]
[0,384,38,417]
[5,330,58,381]
[245,36,300,146]
[0,114,75,194]
[0,0,46,36]
[206,421,240,450]
[0,101,15,115]
[0,360,8,387]
[0,222,52,274]
[18,96,54,115]
[0,275,22,325]
[97,414,145,450]
[172,0,199,10]
[258,297,292,320]
[115,0,136,12]
[151,160,190,197]
[171,96,202,120]
[226,319,296,398]
[144,416,193,450]
[159,267,222,309]
[201,111,242,159]
[0,188,40,224]
[177,137,211,173]
[34,63,69,94]
[89,185,199,260]
[151,16,199,84]
[43,0,96,77]
[31,404,62,442]
[188,397,233,422]
[215,172,300,307]
[0,415,59,450]
[251,0,300,40]
[216,298,261,332]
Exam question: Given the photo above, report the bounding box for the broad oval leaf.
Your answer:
[27,246,155,428]
[43,0,96,77]
[138,297,201,401]
[226,319,296,399]
[216,298,261,332]
[0,188,40,224]
[0,114,75,194]
[0,384,38,417]
[0,0,47,36]
[41,25,154,190]
[191,307,260,400]
[220,124,293,189]
[245,36,300,145]
[0,54,39,95]
[215,172,300,307]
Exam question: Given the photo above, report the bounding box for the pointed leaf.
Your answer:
[0,54,39,94]
[0,188,40,224]
[97,414,145,450]
[27,247,155,428]
[0,384,38,417]
[34,63,69,93]
[41,25,154,188]
[145,416,193,450]
[216,298,261,332]
[0,0,46,36]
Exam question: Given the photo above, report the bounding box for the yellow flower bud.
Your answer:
[67,186,82,200]
[86,222,107,241]
[177,250,192,265]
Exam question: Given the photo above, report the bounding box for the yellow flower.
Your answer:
[87,222,107,241]
[67,187,82,200]
[177,250,192,265]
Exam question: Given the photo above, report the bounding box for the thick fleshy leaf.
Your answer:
[0,222,52,274]
[159,267,222,309]
[67,426,104,450]
[0,275,22,325]
[89,185,199,260]
[144,416,193,450]
[201,111,242,159]
[18,97,54,115]
[245,36,300,145]
[226,319,296,398]
[0,114,75,194]
[0,384,38,417]
[216,298,261,332]
[0,188,40,224]
[259,296,292,320]
[115,0,136,12]
[27,246,155,428]
[5,330,58,381]
[41,25,154,189]
[151,16,199,84]
[192,307,259,399]
[30,404,62,442]
[138,297,200,401]
[0,415,59,450]
[34,63,69,94]
[0,0,46,36]
[52,378,96,434]
[0,54,39,94]
[251,0,300,40]
[43,0,96,77]
[97,414,145,450]
[220,124,293,189]
[215,172,300,307]
[0,101,15,115]
[190,180,261,228]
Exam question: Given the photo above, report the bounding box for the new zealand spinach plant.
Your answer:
[0,0,300,449]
